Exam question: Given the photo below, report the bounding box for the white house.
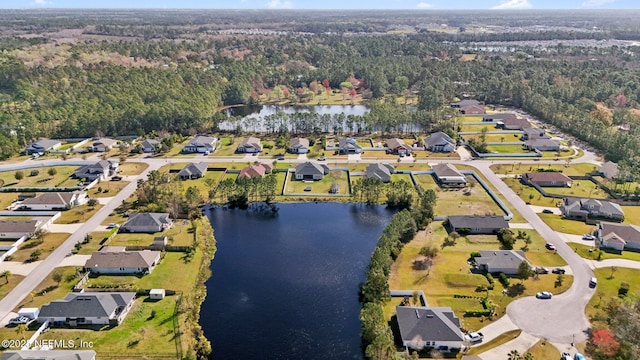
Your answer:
[289,137,310,154]
[0,220,43,239]
[18,192,87,211]
[84,250,161,275]
[396,305,464,351]
[182,135,217,154]
[39,292,136,327]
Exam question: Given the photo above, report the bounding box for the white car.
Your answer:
[582,234,595,240]
[464,332,484,343]
[106,223,119,229]
[9,316,30,325]
[536,291,553,299]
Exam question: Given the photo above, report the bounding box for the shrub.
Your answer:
[498,272,510,288]
[619,282,630,297]
[485,273,495,290]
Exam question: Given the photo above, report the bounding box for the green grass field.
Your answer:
[485,144,529,154]
[9,233,70,263]
[285,170,350,195]
[543,180,609,199]
[0,274,24,300]
[89,180,130,198]
[118,162,149,175]
[569,242,640,262]
[55,204,103,224]
[464,133,522,143]
[538,213,596,235]
[491,163,598,176]
[526,340,561,360]
[587,267,640,329]
[0,166,79,188]
[107,219,200,247]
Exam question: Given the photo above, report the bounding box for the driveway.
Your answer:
[46,223,84,234]
[529,205,561,215]
[477,332,540,360]
[57,254,91,267]
[557,232,596,247]
[0,261,42,276]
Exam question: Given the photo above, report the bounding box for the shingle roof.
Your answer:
[563,198,624,217]
[39,292,135,319]
[396,306,464,343]
[598,161,619,179]
[448,215,508,229]
[20,192,79,206]
[188,135,216,146]
[0,220,41,234]
[295,161,327,176]
[525,138,559,149]
[239,163,272,178]
[338,137,362,151]
[500,117,531,129]
[386,138,407,149]
[178,162,208,178]
[483,113,518,121]
[523,172,571,183]
[141,139,160,149]
[122,213,171,229]
[424,132,454,148]
[451,99,481,107]
[365,163,394,182]
[85,251,160,269]
[33,138,61,149]
[522,128,548,137]
[93,138,118,147]
[240,136,261,148]
[290,137,309,148]
[476,250,528,270]
[432,163,463,178]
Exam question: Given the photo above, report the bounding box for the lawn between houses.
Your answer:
[8,233,70,263]
[586,267,640,330]
[384,222,571,332]
[0,166,80,188]
[284,170,350,195]
[538,213,595,235]
[568,242,640,263]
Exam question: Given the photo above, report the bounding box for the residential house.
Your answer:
[482,113,518,122]
[524,138,560,152]
[24,138,62,155]
[74,160,119,181]
[182,135,217,154]
[365,163,395,183]
[496,117,531,130]
[238,162,273,179]
[87,138,119,152]
[597,161,620,180]
[140,139,161,153]
[458,104,485,115]
[450,99,481,108]
[1,351,96,360]
[432,163,466,187]
[395,305,464,350]
[386,138,412,155]
[19,192,87,211]
[0,219,43,239]
[424,132,456,153]
[476,250,528,275]
[522,172,572,187]
[39,292,136,327]
[295,162,330,180]
[561,197,624,222]
[84,250,161,275]
[338,137,362,154]
[237,136,262,153]
[597,222,640,251]
[120,212,173,233]
[446,215,508,235]
[521,128,550,141]
[289,137,310,154]
[178,162,208,180]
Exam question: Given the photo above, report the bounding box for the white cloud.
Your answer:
[416,2,432,8]
[492,0,533,9]
[266,0,294,8]
[33,0,51,4]
[581,0,616,7]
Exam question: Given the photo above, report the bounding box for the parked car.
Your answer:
[111,175,123,181]
[545,243,556,251]
[9,316,30,325]
[589,277,598,288]
[582,234,595,240]
[542,209,554,214]
[277,156,285,161]
[561,352,572,360]
[464,332,484,343]
[318,156,326,161]
[552,268,566,274]
[106,223,119,229]
[535,267,549,274]
[536,291,553,299]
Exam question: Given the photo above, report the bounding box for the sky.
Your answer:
[3,0,640,9]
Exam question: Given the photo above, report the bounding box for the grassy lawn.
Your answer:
[485,144,529,154]
[568,242,640,262]
[213,137,245,156]
[459,124,500,133]
[491,163,598,176]
[0,274,25,300]
[587,267,640,328]
[285,170,350,195]
[464,330,522,356]
[107,218,201,247]
[0,193,18,210]
[526,340,561,359]
[458,115,484,123]
[165,139,193,157]
[118,162,149,176]
[16,266,82,311]
[360,152,404,160]
[464,133,522,143]
[622,206,640,225]
[169,171,226,203]
[9,233,70,263]
[413,175,505,217]
[77,231,108,255]
[0,166,78,188]
[55,204,103,224]
[543,180,608,199]
[538,213,595,235]
[89,180,130,198]
[385,222,572,331]
[502,177,563,207]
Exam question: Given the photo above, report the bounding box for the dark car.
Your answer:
[277,156,285,161]
[535,291,553,299]
[542,209,554,214]
[552,268,566,274]
[535,267,549,274]
[545,243,556,251]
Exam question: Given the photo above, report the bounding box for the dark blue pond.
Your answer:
[201,203,394,360]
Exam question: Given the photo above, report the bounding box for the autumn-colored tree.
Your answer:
[590,328,620,356]
[322,79,330,89]
[614,94,627,108]
[282,86,290,99]
[350,88,357,100]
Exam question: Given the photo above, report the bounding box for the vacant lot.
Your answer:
[485,144,528,154]
[89,180,130,198]
[285,170,350,195]
[385,222,571,331]
[538,213,595,235]
[543,180,608,199]
[214,136,246,156]
[623,206,640,225]
[15,266,82,311]
[55,204,103,224]
[491,163,597,176]
[107,219,199,247]
[0,166,78,188]
[0,273,25,300]
[464,133,522,143]
[118,162,149,176]
[502,177,564,207]
[9,233,69,263]
[586,267,640,329]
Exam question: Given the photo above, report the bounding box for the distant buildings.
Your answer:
[24,139,62,155]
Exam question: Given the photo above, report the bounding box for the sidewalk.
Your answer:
[472,316,519,346]
[477,332,539,360]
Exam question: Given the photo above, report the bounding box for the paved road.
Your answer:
[0,161,161,323]
[472,162,594,344]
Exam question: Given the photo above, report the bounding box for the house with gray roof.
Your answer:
[295,162,330,181]
[1,351,96,360]
[0,219,44,239]
[24,138,62,155]
[338,137,362,154]
[289,137,310,154]
[561,197,624,222]
[432,163,466,187]
[237,136,262,153]
[524,138,560,152]
[395,305,464,350]
[424,132,455,153]
[450,99,481,108]
[476,250,528,275]
[18,192,87,211]
[459,104,485,115]
[386,138,412,155]
[87,138,119,152]
[120,212,173,233]
[522,172,572,187]
[496,117,531,130]
[85,250,161,275]
[178,162,208,180]
[597,222,640,251]
[140,139,161,153]
[365,163,395,183]
[183,135,217,154]
[597,161,620,180]
[482,113,518,122]
[521,128,550,141]
[446,215,508,235]
[39,292,135,327]
[74,160,119,181]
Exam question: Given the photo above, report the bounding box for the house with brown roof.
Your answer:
[459,104,485,115]
[238,163,273,179]
[522,172,572,187]
[496,117,531,130]
[0,219,44,239]
[18,192,87,211]
[289,137,310,154]
[84,250,161,275]
[432,163,466,187]
[597,161,620,180]
[597,222,640,251]
[524,138,560,152]
[385,138,412,155]
[237,136,262,153]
